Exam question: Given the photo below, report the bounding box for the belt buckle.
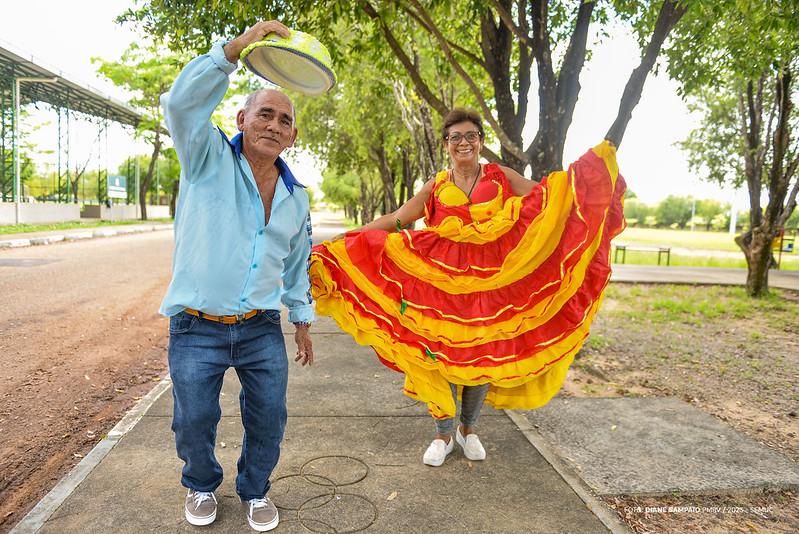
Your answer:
[235,313,245,323]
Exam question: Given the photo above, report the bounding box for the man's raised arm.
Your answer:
[160,21,290,180]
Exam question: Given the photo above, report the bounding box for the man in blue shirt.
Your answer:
[159,20,313,532]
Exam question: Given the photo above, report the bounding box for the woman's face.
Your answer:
[445,120,483,167]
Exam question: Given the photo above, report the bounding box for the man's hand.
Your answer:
[294,324,313,366]
[224,20,291,64]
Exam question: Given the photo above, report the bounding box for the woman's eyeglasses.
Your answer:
[445,131,482,145]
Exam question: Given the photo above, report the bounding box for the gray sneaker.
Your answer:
[185,489,217,526]
[242,496,279,532]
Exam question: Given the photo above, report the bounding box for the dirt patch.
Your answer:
[0,233,172,533]
[0,303,168,533]
[604,490,799,534]
[565,283,799,533]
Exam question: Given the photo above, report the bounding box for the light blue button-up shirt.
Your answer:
[159,42,314,323]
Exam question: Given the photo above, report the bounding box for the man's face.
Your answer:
[236,90,298,161]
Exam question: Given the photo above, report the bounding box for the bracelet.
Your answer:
[292,321,311,329]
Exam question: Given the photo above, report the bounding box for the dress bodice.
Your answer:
[424,163,515,227]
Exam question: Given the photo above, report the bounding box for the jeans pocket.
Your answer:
[262,310,281,325]
[169,311,197,334]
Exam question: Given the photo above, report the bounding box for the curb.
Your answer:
[0,224,172,249]
[505,409,632,534]
[9,377,173,534]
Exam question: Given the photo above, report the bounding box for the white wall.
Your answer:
[0,202,81,224]
[0,202,171,224]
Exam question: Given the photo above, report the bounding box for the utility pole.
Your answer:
[135,156,140,219]
[13,76,58,224]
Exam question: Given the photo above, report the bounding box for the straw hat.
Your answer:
[240,30,337,95]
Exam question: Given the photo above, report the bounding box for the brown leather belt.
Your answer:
[184,307,262,324]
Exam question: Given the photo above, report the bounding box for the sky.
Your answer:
[0,1,747,208]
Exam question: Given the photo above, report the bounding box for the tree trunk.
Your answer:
[169,178,179,218]
[370,135,398,215]
[360,180,373,224]
[606,1,687,147]
[140,131,162,221]
[744,226,774,296]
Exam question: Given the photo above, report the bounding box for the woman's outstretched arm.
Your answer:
[343,178,435,235]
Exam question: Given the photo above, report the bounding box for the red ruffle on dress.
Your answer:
[310,141,626,418]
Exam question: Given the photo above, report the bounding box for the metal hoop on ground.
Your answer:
[298,492,378,534]
[270,473,336,511]
[300,455,369,487]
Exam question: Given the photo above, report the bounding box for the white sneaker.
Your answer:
[422,437,454,466]
[456,426,486,461]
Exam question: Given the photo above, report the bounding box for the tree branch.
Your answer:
[407,0,526,162]
[768,66,791,200]
[555,0,595,146]
[759,76,777,174]
[524,0,558,165]
[359,1,449,117]
[605,0,688,146]
[777,163,799,228]
[744,81,762,227]
[515,0,532,126]
[480,145,502,163]
[488,0,532,46]
[400,4,488,70]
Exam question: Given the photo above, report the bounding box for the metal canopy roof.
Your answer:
[0,41,143,128]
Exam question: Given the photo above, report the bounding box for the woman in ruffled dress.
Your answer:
[311,108,625,466]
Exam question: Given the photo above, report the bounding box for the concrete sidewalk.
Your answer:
[611,264,799,291]
[13,316,617,534]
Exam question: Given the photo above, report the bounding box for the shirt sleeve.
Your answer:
[281,209,315,323]
[160,42,237,182]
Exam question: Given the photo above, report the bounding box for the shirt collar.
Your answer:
[217,127,305,194]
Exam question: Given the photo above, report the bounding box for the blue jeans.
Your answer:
[168,309,288,500]
[434,383,490,435]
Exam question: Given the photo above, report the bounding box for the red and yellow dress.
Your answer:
[310,141,626,418]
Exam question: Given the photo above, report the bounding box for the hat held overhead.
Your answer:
[240,29,337,96]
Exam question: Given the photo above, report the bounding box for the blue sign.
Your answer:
[107,175,127,199]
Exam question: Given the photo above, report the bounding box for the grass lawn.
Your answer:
[619,226,799,252]
[614,227,799,270]
[0,218,173,235]
[613,249,799,270]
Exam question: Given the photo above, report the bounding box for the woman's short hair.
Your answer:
[442,108,484,140]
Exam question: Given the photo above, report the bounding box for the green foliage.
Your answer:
[320,170,360,207]
[93,43,185,139]
[120,0,695,177]
[115,151,179,205]
[666,0,799,96]
[623,198,652,227]
[656,195,694,229]
[677,88,744,187]
[786,209,799,231]
[695,199,728,231]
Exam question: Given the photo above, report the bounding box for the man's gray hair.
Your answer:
[243,89,296,126]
